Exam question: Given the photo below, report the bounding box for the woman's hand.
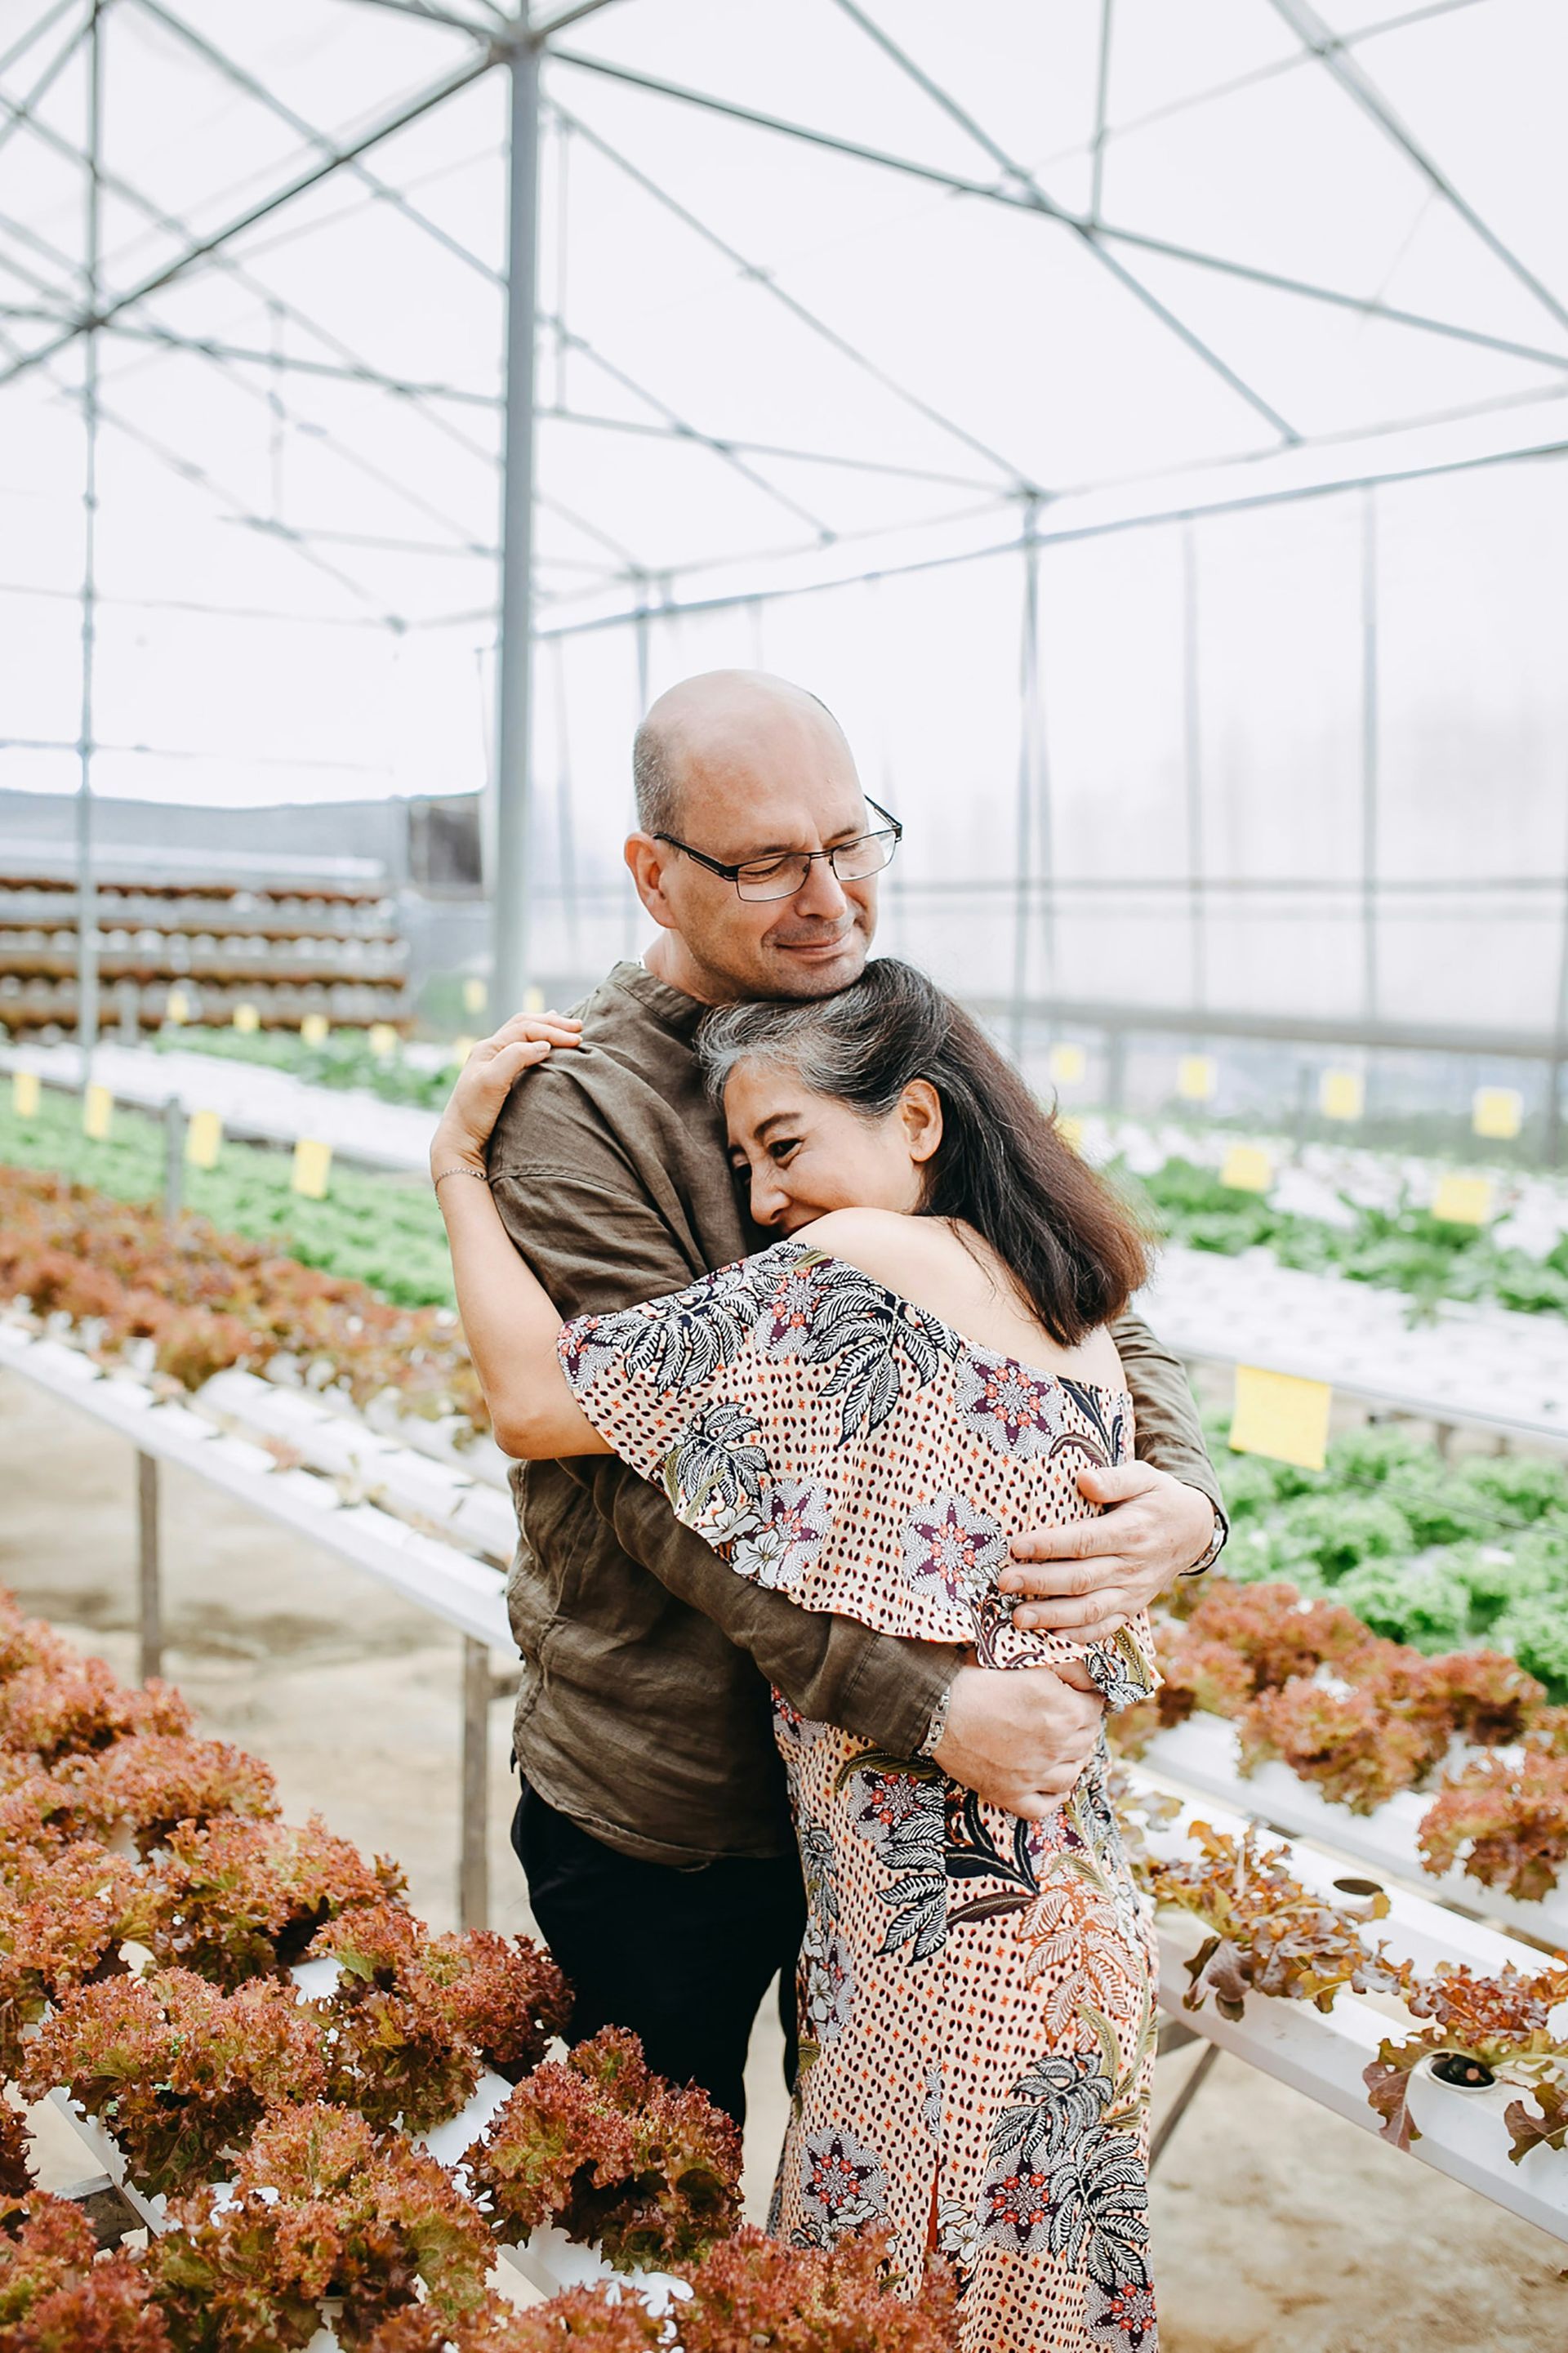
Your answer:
[429,1010,582,1179]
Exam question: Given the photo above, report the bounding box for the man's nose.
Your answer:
[791,854,849,921]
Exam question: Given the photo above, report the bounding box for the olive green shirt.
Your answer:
[489,960,1221,1868]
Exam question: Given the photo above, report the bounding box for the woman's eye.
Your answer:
[769,1138,800,1163]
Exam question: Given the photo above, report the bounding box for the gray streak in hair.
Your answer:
[695,992,900,1116]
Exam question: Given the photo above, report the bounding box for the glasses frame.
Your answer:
[655,795,903,902]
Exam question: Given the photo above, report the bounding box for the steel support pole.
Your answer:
[1009,501,1045,1065]
[162,1095,184,1227]
[1548,834,1568,1167]
[490,27,541,1026]
[136,1451,163,1683]
[459,1635,491,1929]
[75,1,104,1062]
[1361,487,1380,1036]
[1182,519,1206,1014]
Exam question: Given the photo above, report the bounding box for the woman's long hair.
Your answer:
[696,958,1150,1348]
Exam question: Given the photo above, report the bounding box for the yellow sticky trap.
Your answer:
[1058,1114,1085,1152]
[1320,1069,1364,1121]
[233,1002,260,1035]
[1230,1365,1332,1473]
[1049,1042,1086,1085]
[301,1013,330,1049]
[1432,1173,1493,1227]
[1220,1143,1273,1194]
[185,1108,222,1170]
[11,1070,40,1118]
[523,984,546,1016]
[1472,1086,1522,1141]
[1178,1054,1216,1103]
[368,1023,399,1059]
[292,1137,332,1199]
[462,976,488,1015]
[450,1035,474,1065]
[82,1083,113,1141]
[166,987,191,1026]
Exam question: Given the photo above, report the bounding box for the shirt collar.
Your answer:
[606,958,710,1043]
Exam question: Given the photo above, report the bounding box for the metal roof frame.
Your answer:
[0,0,1565,1094]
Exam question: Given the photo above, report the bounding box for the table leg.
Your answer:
[136,1451,163,1684]
[1149,2038,1221,2173]
[460,1636,490,1930]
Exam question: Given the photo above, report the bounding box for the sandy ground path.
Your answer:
[3,1366,1565,2348]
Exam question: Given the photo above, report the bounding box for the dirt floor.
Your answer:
[4,1364,1566,2349]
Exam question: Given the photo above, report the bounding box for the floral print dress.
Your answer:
[559,1238,1161,2353]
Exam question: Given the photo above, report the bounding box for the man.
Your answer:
[487,670,1223,2124]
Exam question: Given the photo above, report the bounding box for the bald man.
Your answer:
[486,671,1224,2123]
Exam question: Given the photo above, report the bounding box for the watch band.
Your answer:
[915,1678,956,1761]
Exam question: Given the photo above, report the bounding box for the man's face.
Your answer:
[632,709,881,1004]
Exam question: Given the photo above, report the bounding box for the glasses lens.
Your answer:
[831,830,898,882]
[735,854,812,902]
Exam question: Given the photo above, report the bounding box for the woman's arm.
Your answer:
[430,1015,611,1461]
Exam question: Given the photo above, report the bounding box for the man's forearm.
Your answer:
[594,1456,960,1754]
[1109,1305,1225,1522]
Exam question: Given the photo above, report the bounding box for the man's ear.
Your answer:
[624,833,679,929]
[901,1078,944,1165]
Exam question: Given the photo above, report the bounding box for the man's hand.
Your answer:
[932,1660,1105,1818]
[1000,1463,1218,1643]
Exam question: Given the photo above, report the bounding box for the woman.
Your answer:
[431,959,1160,2353]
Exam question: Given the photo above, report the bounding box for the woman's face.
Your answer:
[723,1058,938,1233]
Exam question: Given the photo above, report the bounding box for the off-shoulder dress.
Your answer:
[559,1237,1162,2353]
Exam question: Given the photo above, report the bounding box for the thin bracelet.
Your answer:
[433,1165,491,1191]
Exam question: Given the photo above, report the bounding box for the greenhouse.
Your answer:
[2,3,1567,2348]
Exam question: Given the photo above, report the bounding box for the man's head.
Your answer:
[626,670,887,1005]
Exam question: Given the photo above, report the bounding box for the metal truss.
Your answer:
[0,0,1562,1083]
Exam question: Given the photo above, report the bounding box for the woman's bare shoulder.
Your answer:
[799,1207,965,1294]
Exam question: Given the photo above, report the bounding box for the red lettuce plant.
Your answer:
[1114,1582,1391,1755]
[415,1929,572,2082]
[359,2287,665,2352]
[1418,1751,1568,1904]
[0,2190,171,2351]
[464,2028,742,2271]
[307,1906,572,2123]
[302,1905,478,2134]
[0,1655,192,1767]
[0,1754,75,1865]
[1177,1582,1382,1695]
[1363,1960,1568,2153]
[1401,1650,1545,1747]
[149,2103,493,2353]
[0,2101,33,2201]
[1234,1678,1444,1812]
[678,2226,960,2353]
[0,2199,165,2350]
[0,1595,70,1686]
[20,1969,327,2198]
[0,1168,488,1433]
[0,1840,140,2077]
[1143,1820,1414,2021]
[137,1815,407,1986]
[64,1735,279,1855]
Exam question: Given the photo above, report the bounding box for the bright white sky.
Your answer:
[1,0,1565,1028]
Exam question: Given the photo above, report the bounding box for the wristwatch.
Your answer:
[1178,1497,1228,1580]
[916,1678,956,1762]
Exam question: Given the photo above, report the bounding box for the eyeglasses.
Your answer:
[656,796,903,903]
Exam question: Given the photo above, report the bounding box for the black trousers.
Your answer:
[510,1776,807,2128]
